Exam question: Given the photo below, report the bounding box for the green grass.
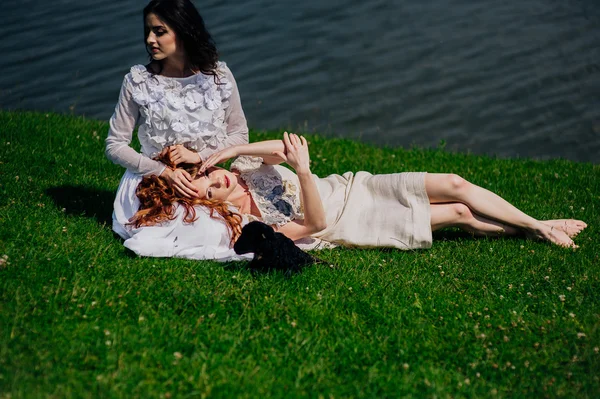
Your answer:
[1,110,599,398]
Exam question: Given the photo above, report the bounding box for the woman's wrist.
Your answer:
[160,166,173,178]
[296,167,312,177]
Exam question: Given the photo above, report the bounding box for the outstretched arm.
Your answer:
[272,133,327,241]
[199,138,289,172]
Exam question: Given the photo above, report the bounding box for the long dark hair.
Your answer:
[143,0,219,78]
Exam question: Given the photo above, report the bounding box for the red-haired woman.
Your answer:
[131,133,587,253]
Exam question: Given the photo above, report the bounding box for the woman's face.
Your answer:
[192,167,238,201]
[145,13,183,61]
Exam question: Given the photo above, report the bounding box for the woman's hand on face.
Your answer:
[160,167,200,198]
[165,144,201,166]
[273,132,311,174]
[199,147,238,173]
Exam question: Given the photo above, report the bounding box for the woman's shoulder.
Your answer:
[231,156,264,173]
[121,64,153,86]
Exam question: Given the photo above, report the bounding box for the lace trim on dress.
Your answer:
[231,156,304,227]
[126,63,233,158]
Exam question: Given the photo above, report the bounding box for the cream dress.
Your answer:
[232,157,432,250]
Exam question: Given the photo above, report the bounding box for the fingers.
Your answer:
[283,132,306,148]
[272,151,287,161]
[200,155,217,172]
[174,185,196,198]
[173,169,199,197]
[282,131,292,148]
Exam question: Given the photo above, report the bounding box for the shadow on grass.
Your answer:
[46,185,114,226]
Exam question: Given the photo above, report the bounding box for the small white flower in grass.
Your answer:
[173,352,183,359]
[577,332,586,339]
[402,363,409,370]
[499,295,504,300]
[508,284,513,289]
[464,378,471,385]
[62,227,67,233]
[104,329,110,336]
[105,340,111,346]
[567,287,572,291]
[527,292,532,297]
[524,361,530,368]
[290,321,297,328]
[594,347,599,353]
[138,316,145,322]
[544,276,550,281]
[569,313,575,318]
[559,294,566,302]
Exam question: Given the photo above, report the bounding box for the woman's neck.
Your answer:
[159,56,193,78]
[228,176,256,215]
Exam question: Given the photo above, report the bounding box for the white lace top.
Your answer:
[106,62,248,176]
[231,156,304,226]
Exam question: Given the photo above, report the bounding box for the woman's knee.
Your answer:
[452,202,472,222]
[446,174,469,195]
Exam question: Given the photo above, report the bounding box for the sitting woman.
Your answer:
[131,133,587,251]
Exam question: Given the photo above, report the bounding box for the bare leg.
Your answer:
[431,203,520,236]
[425,174,583,248]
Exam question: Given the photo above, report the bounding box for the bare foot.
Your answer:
[530,223,578,248]
[542,219,587,238]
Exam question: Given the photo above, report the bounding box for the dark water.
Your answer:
[3,0,600,163]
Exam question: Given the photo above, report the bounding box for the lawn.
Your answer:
[1,110,599,398]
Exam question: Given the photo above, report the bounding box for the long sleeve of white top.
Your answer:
[105,76,165,176]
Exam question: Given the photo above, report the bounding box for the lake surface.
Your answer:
[3,0,600,163]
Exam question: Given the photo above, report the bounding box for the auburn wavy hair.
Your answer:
[128,151,242,245]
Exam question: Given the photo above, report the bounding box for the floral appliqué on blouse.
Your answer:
[231,156,303,227]
[126,63,233,158]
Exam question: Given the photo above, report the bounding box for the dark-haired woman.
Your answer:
[106,0,249,242]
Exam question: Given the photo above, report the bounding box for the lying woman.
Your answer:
[129,133,587,253]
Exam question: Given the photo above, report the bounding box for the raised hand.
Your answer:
[273,132,311,174]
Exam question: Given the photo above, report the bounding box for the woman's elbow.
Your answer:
[310,220,327,234]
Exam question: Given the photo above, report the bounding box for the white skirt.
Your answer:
[112,170,250,261]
